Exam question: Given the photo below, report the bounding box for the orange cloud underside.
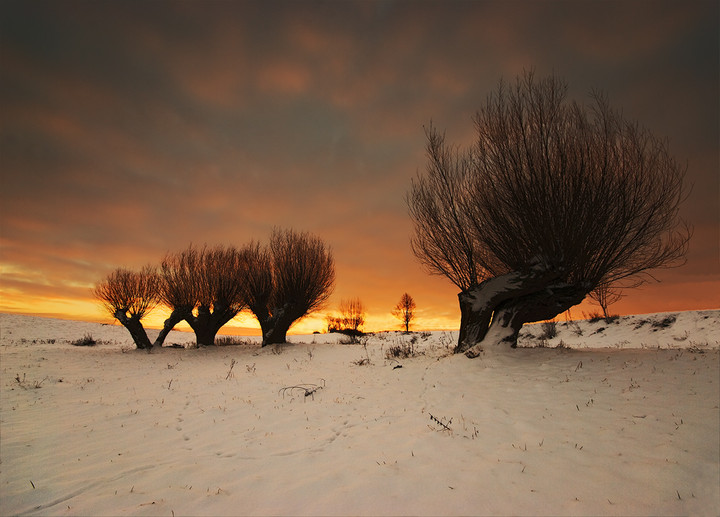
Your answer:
[0,2,716,335]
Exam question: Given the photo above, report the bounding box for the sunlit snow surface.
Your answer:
[1,311,718,516]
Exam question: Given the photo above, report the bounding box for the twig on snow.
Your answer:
[225,359,237,380]
[429,413,452,432]
[279,379,326,400]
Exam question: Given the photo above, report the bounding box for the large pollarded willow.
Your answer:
[243,228,335,346]
[158,244,248,347]
[94,266,160,349]
[409,71,691,355]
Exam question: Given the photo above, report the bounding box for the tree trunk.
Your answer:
[258,304,295,347]
[464,283,589,357]
[249,304,275,347]
[464,302,526,357]
[194,325,220,347]
[601,303,610,320]
[455,266,561,354]
[114,310,153,350]
[153,308,188,347]
[186,305,238,347]
[263,323,289,346]
[455,289,493,353]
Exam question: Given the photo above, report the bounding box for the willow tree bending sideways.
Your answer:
[244,228,335,346]
[409,71,691,356]
[94,266,160,349]
[159,244,248,347]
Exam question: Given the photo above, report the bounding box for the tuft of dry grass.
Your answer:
[71,334,97,346]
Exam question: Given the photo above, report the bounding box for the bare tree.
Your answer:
[159,244,247,346]
[94,266,159,349]
[409,71,691,355]
[244,228,335,346]
[339,297,366,334]
[589,282,624,321]
[392,293,416,333]
[155,245,200,346]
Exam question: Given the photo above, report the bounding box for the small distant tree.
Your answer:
[159,244,247,346]
[244,229,335,346]
[339,297,366,335]
[392,293,416,333]
[589,282,624,321]
[94,266,159,349]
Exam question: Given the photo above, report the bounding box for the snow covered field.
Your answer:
[1,311,718,516]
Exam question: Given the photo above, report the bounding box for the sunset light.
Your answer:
[1,4,718,514]
[1,1,718,338]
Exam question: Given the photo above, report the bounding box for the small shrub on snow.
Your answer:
[634,318,650,330]
[340,333,368,345]
[352,342,372,366]
[71,334,97,346]
[586,312,604,324]
[567,321,583,336]
[385,339,422,359]
[215,336,255,346]
[540,321,558,340]
[437,332,455,352]
[652,315,677,329]
[14,373,46,389]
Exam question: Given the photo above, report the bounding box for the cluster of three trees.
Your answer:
[94,228,335,349]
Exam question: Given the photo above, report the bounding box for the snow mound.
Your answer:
[518,310,720,350]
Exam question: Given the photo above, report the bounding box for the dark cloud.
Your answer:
[1,0,717,328]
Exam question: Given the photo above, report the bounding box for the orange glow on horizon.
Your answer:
[2,278,718,340]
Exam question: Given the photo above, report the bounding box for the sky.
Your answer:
[1,0,718,335]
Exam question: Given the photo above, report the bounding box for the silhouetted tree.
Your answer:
[339,297,366,334]
[589,282,624,321]
[159,244,247,346]
[409,71,691,355]
[392,293,416,333]
[94,266,159,349]
[244,229,335,346]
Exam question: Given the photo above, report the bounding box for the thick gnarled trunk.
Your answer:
[186,305,238,347]
[114,310,153,350]
[464,283,589,357]
[263,323,289,346]
[258,304,295,347]
[153,308,189,347]
[455,290,493,353]
[456,266,562,353]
